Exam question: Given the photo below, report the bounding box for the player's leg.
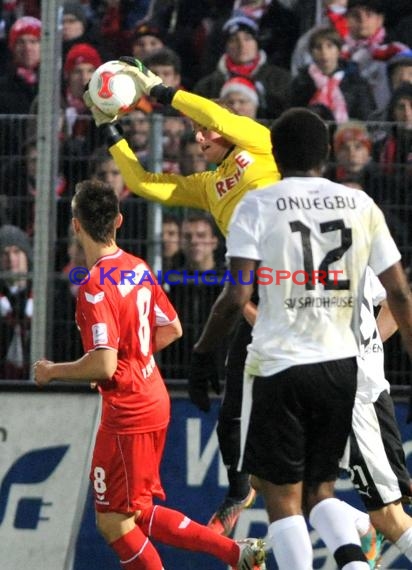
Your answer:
[370,502,412,553]
[92,423,266,568]
[210,316,256,535]
[302,358,369,569]
[258,476,313,570]
[337,501,382,569]
[348,391,412,561]
[308,492,369,570]
[239,369,312,568]
[135,504,266,568]
[339,501,371,536]
[340,440,383,568]
[90,429,168,569]
[96,511,164,569]
[240,362,368,569]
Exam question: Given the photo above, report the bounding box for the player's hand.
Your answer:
[83,89,119,127]
[188,351,221,412]
[33,359,54,387]
[118,56,163,96]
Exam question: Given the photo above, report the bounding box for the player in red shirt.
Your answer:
[33,179,266,570]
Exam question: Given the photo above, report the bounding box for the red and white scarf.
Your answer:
[218,50,265,79]
[342,27,407,61]
[16,66,38,86]
[308,64,348,123]
[342,26,386,56]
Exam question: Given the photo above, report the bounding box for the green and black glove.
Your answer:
[118,56,176,105]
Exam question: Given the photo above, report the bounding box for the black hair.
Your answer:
[183,211,218,236]
[308,26,343,52]
[88,146,113,177]
[163,213,181,226]
[72,179,119,244]
[307,103,335,122]
[387,83,412,121]
[270,108,330,173]
[143,47,182,75]
[347,0,385,15]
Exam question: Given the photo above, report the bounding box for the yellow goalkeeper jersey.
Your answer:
[109,90,280,237]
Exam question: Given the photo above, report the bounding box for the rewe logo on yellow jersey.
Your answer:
[215,151,253,197]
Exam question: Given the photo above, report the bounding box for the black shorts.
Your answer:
[346,390,412,511]
[241,357,357,486]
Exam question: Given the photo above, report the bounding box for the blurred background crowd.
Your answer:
[1,0,412,384]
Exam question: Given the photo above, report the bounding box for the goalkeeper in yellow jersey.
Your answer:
[84,56,280,537]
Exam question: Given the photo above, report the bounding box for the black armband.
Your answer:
[150,84,176,105]
[98,123,124,146]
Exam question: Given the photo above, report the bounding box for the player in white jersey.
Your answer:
[193,108,412,570]
[342,267,412,563]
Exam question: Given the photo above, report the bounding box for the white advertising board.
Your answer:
[0,391,100,570]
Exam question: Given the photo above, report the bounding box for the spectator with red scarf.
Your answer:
[289,25,375,121]
[62,42,102,139]
[291,0,349,76]
[372,84,412,266]
[0,16,41,115]
[341,0,410,110]
[193,13,290,119]
[61,42,105,186]
[379,83,412,171]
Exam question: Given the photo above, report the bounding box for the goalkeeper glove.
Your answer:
[118,56,164,96]
[188,351,221,412]
[83,90,119,127]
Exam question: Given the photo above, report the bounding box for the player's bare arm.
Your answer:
[194,257,256,353]
[33,348,117,386]
[378,261,412,355]
[242,301,258,327]
[153,317,182,352]
[376,300,398,343]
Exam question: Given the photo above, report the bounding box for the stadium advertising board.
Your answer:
[1,391,410,569]
[0,392,100,570]
[74,397,412,570]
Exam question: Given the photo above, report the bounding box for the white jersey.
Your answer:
[227,177,401,377]
[356,267,390,404]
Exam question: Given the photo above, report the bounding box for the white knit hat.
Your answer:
[220,77,259,105]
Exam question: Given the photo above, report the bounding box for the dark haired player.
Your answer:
[33,179,266,570]
[192,108,412,569]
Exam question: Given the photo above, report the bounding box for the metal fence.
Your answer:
[0,113,411,386]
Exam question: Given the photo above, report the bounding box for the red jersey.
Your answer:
[76,249,177,434]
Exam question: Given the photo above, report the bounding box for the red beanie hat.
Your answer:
[64,43,102,76]
[8,16,42,50]
[220,77,259,105]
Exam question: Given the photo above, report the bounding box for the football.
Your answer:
[88,60,143,117]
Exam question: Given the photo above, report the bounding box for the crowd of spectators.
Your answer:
[1,0,412,380]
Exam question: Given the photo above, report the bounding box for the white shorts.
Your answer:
[342,390,411,510]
